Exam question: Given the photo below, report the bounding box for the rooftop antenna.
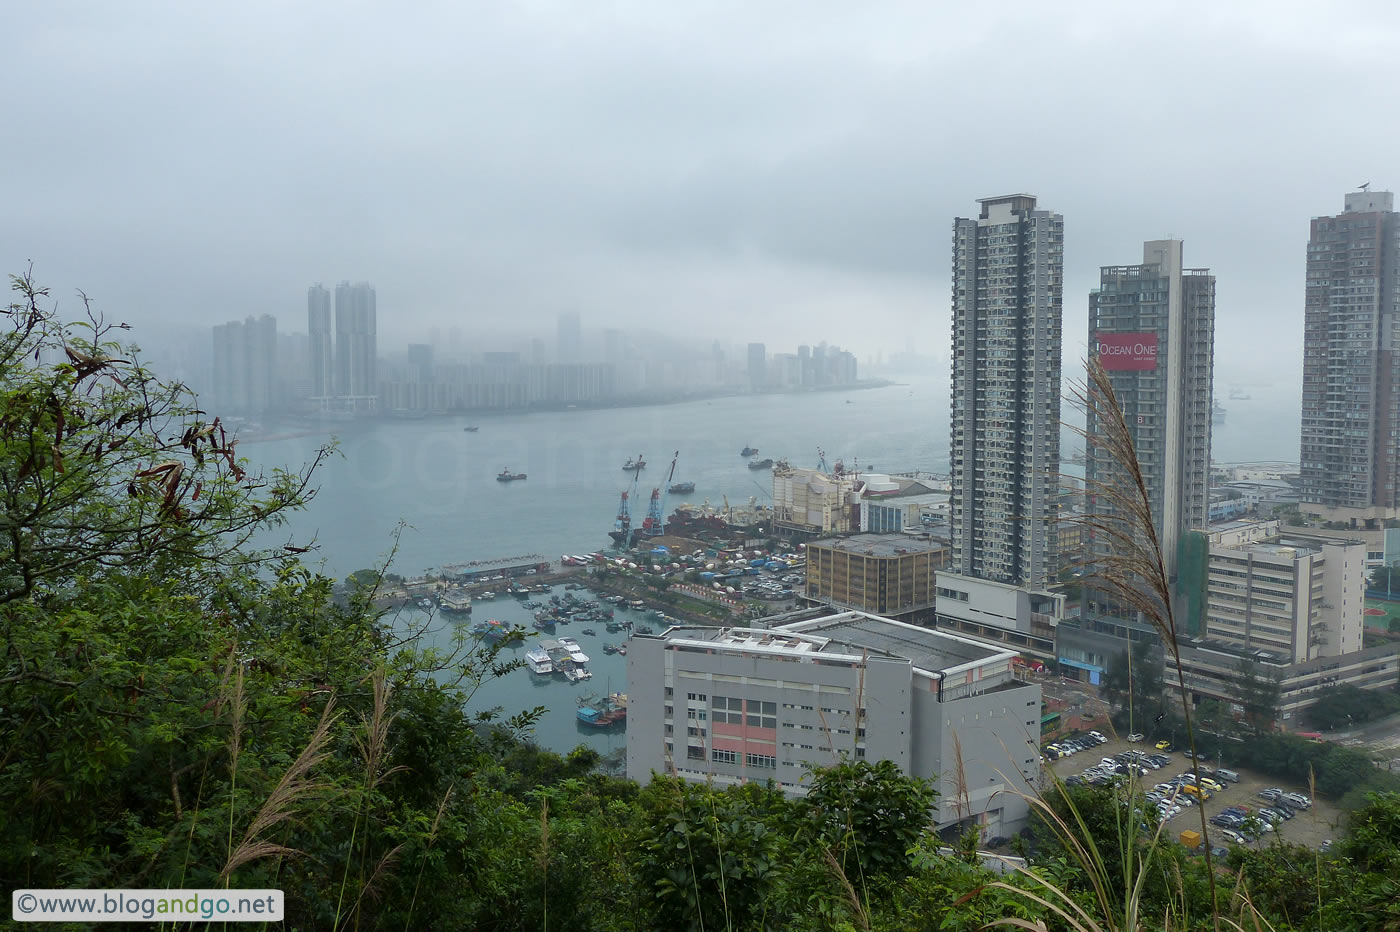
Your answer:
[1360,181,1371,192]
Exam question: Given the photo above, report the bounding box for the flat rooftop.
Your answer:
[810,534,947,557]
[649,613,1019,685]
[781,613,1012,674]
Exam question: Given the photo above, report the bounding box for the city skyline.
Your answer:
[7,4,1400,407]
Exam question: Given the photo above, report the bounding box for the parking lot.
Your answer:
[1046,734,1342,852]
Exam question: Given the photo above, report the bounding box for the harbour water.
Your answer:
[242,377,1297,754]
[390,590,643,759]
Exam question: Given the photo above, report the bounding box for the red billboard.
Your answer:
[1095,332,1158,371]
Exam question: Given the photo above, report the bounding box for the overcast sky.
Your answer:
[6,1,1399,410]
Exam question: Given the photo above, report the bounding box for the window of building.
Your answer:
[745,700,778,728]
[712,749,737,764]
[687,746,705,760]
[745,753,777,769]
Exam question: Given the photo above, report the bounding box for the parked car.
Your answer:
[1282,792,1312,809]
[1215,768,1241,783]
[1155,739,1174,751]
[1219,829,1248,845]
[1128,733,1145,742]
[1199,777,1225,793]
[1089,731,1108,744]
[1257,788,1283,803]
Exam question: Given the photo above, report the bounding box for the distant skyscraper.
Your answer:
[557,312,581,363]
[747,342,767,391]
[949,194,1063,588]
[334,282,377,408]
[1300,189,1400,525]
[307,284,333,399]
[210,314,277,414]
[1086,240,1214,578]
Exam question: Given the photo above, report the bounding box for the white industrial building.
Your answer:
[625,611,1043,838]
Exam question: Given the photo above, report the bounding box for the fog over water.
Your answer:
[247,376,1294,581]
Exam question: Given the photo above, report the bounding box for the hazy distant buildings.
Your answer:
[334,282,377,411]
[948,194,1064,589]
[307,284,333,403]
[747,342,767,391]
[210,314,278,415]
[1300,189,1400,525]
[1086,240,1215,578]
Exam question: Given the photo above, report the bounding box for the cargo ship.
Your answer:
[497,467,526,482]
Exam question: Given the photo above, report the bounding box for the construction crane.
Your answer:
[608,464,644,546]
[816,447,828,473]
[637,450,680,542]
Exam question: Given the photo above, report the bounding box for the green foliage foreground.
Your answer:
[6,275,1400,930]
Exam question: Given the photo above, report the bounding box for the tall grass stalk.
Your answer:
[224,660,246,887]
[218,697,339,882]
[335,670,405,932]
[1066,360,1222,928]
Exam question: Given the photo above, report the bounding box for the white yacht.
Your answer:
[556,637,590,664]
[524,648,554,675]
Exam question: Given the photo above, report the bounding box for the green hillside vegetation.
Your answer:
[6,275,1400,929]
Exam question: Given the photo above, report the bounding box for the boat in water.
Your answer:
[469,618,511,641]
[741,446,758,457]
[668,480,695,494]
[747,458,774,470]
[525,647,554,674]
[464,426,479,432]
[580,627,597,636]
[557,636,591,663]
[439,590,473,615]
[622,455,647,472]
[497,467,527,482]
[577,692,627,728]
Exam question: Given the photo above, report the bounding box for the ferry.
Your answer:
[525,648,554,674]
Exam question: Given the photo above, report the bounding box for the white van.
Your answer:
[1215,768,1240,784]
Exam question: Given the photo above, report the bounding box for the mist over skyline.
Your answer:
[7,1,1399,420]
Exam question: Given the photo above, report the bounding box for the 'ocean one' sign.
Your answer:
[1095,332,1158,371]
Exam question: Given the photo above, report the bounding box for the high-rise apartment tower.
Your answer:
[334,281,377,409]
[307,284,333,399]
[1086,240,1215,578]
[949,194,1064,588]
[1300,189,1400,525]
